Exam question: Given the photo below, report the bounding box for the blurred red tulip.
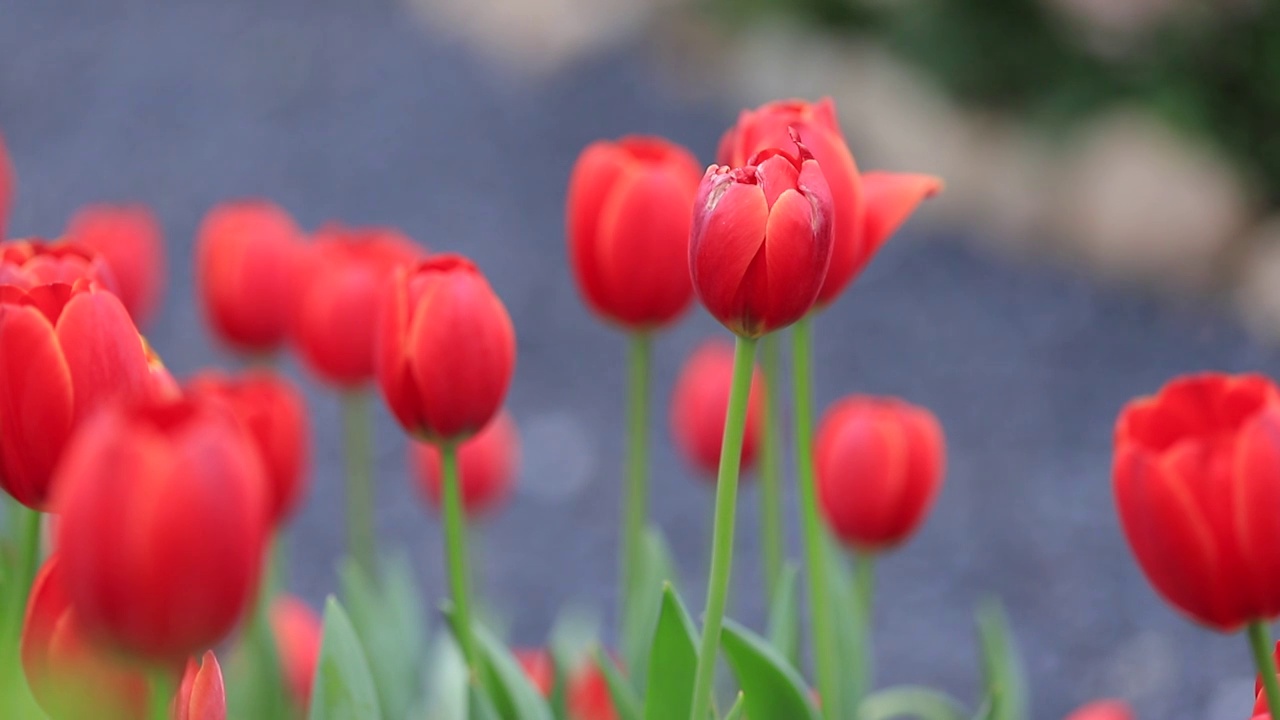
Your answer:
[1114,373,1280,630]
[292,225,422,386]
[718,98,940,308]
[196,200,302,353]
[64,204,165,327]
[173,651,226,720]
[690,133,833,338]
[270,596,322,712]
[376,254,515,441]
[0,281,152,508]
[815,396,945,552]
[1064,700,1133,720]
[187,370,310,527]
[0,133,12,241]
[568,659,618,720]
[412,410,519,517]
[670,339,764,477]
[53,394,268,661]
[566,135,701,330]
[0,239,117,291]
[515,648,555,696]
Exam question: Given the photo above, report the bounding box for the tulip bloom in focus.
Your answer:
[292,224,422,386]
[376,254,516,441]
[196,200,302,353]
[0,281,152,508]
[1113,373,1280,631]
[718,98,941,307]
[187,370,310,527]
[689,134,834,338]
[815,396,945,552]
[64,204,165,326]
[0,239,117,291]
[670,339,765,477]
[173,652,227,720]
[566,135,701,330]
[1063,700,1133,720]
[271,596,323,712]
[0,133,11,240]
[412,410,519,517]
[53,394,268,661]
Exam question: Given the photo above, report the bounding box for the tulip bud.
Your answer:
[815,396,945,552]
[412,410,519,517]
[292,224,423,386]
[670,339,765,477]
[718,98,940,307]
[566,136,701,330]
[53,394,269,661]
[196,200,302,353]
[1064,700,1133,720]
[0,281,152,508]
[515,648,554,696]
[63,204,166,327]
[173,651,227,720]
[375,254,516,441]
[568,658,619,720]
[0,239,118,291]
[186,370,310,528]
[690,133,834,338]
[1114,373,1280,631]
[0,133,12,241]
[270,596,322,713]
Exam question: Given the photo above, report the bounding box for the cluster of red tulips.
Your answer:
[0,94,1274,720]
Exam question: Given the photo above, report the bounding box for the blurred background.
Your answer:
[3,0,1279,717]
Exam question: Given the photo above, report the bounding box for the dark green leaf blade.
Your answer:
[720,619,820,720]
[642,584,698,720]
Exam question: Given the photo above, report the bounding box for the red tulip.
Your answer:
[173,651,226,720]
[270,596,322,712]
[718,98,940,307]
[53,393,268,661]
[0,239,117,291]
[292,224,423,386]
[690,132,833,338]
[22,555,149,720]
[1064,700,1133,720]
[670,339,764,477]
[0,280,152,508]
[186,370,310,527]
[0,133,12,241]
[412,410,519,517]
[815,396,945,552]
[63,204,165,327]
[568,659,618,720]
[1113,373,1280,631]
[566,136,701,330]
[376,254,516,441]
[196,200,302,353]
[515,648,555,696]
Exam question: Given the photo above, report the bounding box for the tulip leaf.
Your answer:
[723,692,746,720]
[594,647,643,720]
[975,601,1026,720]
[226,590,289,719]
[642,584,698,720]
[442,605,553,720]
[720,619,820,720]
[826,536,869,716]
[622,526,678,693]
[340,554,428,719]
[470,685,503,720]
[424,633,469,720]
[859,686,969,720]
[309,596,382,720]
[766,563,800,669]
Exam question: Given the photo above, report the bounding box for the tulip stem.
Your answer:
[759,333,785,606]
[620,332,651,641]
[441,442,479,677]
[1249,621,1280,720]
[147,668,172,720]
[688,335,758,720]
[791,315,842,720]
[342,391,377,582]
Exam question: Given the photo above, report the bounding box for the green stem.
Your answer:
[792,316,842,719]
[621,332,651,634]
[148,668,173,720]
[688,335,759,720]
[1249,621,1280,720]
[758,333,784,604]
[3,508,40,641]
[342,391,376,581]
[441,442,479,675]
[854,552,876,709]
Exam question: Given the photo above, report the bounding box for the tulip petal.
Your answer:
[0,304,74,508]
[567,142,629,316]
[55,290,151,423]
[375,270,424,432]
[692,183,768,331]
[856,172,941,271]
[180,651,227,720]
[1234,406,1280,617]
[756,188,827,332]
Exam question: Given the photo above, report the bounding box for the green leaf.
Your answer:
[340,554,428,719]
[594,647,643,720]
[622,526,678,693]
[309,596,382,720]
[226,591,290,719]
[642,584,698,720]
[470,685,503,720]
[766,563,800,669]
[826,536,869,715]
[720,619,820,720]
[859,686,969,720]
[442,605,553,720]
[424,634,469,720]
[723,692,746,720]
[975,601,1026,720]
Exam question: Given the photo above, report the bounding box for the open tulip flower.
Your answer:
[0,239,118,291]
[63,203,166,327]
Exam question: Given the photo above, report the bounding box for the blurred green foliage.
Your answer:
[707,0,1280,203]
